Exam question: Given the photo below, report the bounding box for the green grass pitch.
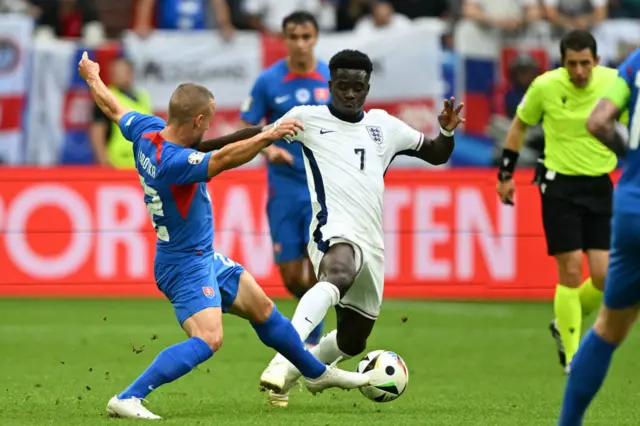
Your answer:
[1,299,639,425]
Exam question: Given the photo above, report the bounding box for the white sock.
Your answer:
[282,330,351,378]
[310,329,351,365]
[272,281,340,364]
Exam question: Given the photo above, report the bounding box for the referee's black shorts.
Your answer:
[539,171,613,256]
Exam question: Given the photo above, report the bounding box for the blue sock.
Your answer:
[306,320,325,346]
[293,288,325,346]
[252,306,326,379]
[558,329,617,426]
[119,337,213,399]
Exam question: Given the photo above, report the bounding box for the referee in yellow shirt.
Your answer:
[496,30,623,374]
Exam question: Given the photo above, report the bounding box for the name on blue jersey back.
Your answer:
[119,111,215,264]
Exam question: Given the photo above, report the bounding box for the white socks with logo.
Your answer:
[310,330,351,365]
[271,281,340,365]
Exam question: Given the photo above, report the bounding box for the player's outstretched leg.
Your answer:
[270,244,354,364]
[107,308,221,420]
[262,243,358,406]
[558,306,633,425]
[265,301,375,408]
[559,217,640,425]
[226,270,369,396]
[279,258,325,347]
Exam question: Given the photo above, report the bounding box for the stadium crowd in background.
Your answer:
[1,0,638,41]
[1,0,639,167]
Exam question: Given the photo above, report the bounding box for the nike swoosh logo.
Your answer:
[320,129,335,134]
[304,317,314,325]
[275,96,290,104]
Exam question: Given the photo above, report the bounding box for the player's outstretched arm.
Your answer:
[78,52,131,124]
[587,77,631,157]
[195,125,264,152]
[415,97,464,165]
[207,119,303,178]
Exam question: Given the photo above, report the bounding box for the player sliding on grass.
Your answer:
[259,49,464,407]
[77,51,370,420]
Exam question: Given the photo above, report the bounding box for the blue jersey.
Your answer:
[157,0,207,30]
[614,49,640,213]
[240,59,330,195]
[119,111,214,264]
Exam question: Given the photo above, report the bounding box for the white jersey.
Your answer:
[282,105,424,251]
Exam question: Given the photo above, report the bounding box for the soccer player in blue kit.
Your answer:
[240,11,330,347]
[557,49,639,425]
[77,52,369,420]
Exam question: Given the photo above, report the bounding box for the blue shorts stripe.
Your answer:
[301,145,329,253]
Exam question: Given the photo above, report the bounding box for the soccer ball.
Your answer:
[356,350,408,402]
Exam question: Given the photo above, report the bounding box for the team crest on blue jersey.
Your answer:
[366,126,383,144]
[202,287,215,298]
[296,88,311,104]
[188,152,205,164]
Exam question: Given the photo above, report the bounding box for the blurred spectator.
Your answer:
[30,0,106,46]
[383,0,449,19]
[504,53,540,118]
[609,0,640,17]
[133,0,234,39]
[335,0,370,31]
[542,0,608,31]
[90,57,152,168]
[244,0,335,33]
[462,0,542,34]
[490,53,544,166]
[0,0,31,14]
[353,1,411,34]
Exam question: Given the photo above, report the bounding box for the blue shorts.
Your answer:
[267,195,312,264]
[154,252,245,325]
[604,212,640,309]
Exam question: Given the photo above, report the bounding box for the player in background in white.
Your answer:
[260,49,464,407]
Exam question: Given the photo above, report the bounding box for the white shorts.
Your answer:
[308,237,385,320]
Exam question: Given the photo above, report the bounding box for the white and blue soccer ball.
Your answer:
[356,350,409,403]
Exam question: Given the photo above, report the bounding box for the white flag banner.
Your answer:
[316,21,445,102]
[0,15,33,164]
[123,31,263,110]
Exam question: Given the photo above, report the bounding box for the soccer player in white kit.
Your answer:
[259,49,465,406]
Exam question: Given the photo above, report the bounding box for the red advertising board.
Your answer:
[0,168,600,300]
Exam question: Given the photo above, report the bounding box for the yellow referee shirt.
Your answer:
[516,66,618,176]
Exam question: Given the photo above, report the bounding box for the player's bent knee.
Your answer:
[594,306,638,344]
[229,271,274,323]
[250,297,274,324]
[322,262,356,294]
[197,330,224,352]
[182,307,223,351]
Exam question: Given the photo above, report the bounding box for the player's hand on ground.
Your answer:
[78,51,100,82]
[496,179,516,206]
[263,145,294,165]
[262,118,304,142]
[438,97,465,132]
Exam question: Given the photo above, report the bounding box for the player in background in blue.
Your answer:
[240,11,330,348]
[77,52,370,420]
[557,49,638,426]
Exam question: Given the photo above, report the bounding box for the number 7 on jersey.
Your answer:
[354,148,365,171]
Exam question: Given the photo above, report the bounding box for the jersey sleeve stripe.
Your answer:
[415,133,424,151]
[301,146,330,253]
